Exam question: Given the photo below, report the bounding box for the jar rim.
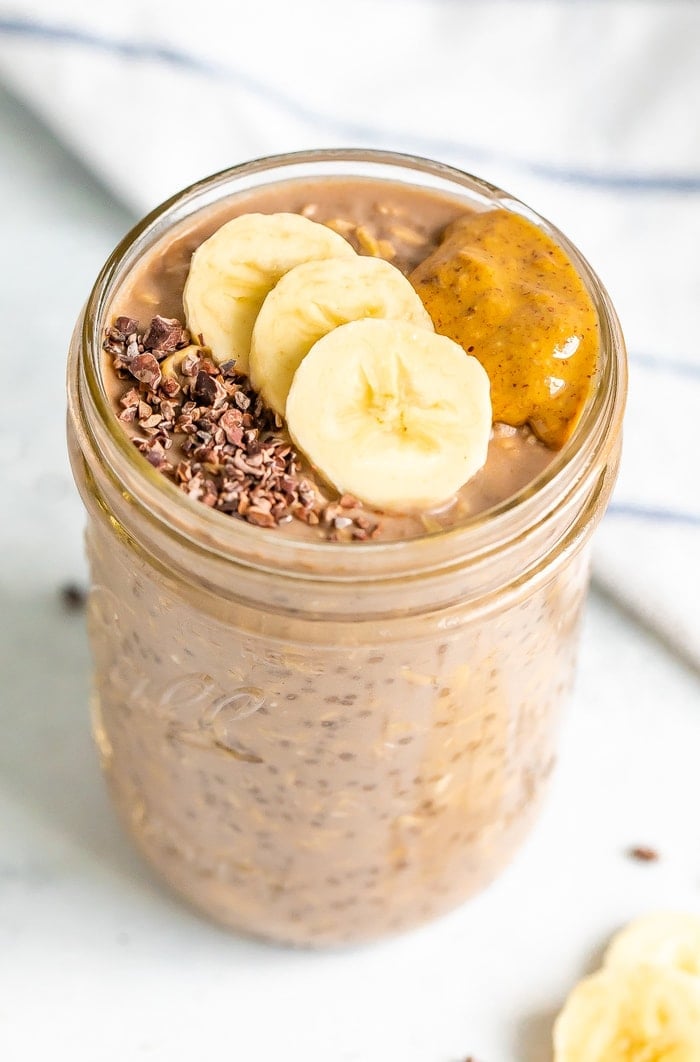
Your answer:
[77,147,627,583]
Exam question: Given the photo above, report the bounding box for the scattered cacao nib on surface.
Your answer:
[103,315,382,541]
[628,845,660,863]
[60,583,87,611]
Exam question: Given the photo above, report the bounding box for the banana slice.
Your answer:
[553,964,700,1061]
[605,912,700,979]
[183,213,356,373]
[160,344,201,380]
[556,964,700,1062]
[285,318,492,512]
[249,256,434,415]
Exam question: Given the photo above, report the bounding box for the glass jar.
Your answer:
[67,149,626,946]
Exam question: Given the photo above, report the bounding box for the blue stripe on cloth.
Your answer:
[2,15,700,193]
[607,504,700,527]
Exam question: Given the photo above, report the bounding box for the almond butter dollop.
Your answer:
[410,210,600,449]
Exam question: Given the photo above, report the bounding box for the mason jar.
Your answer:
[67,149,626,946]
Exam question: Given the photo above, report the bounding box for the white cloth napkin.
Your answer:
[1,0,699,666]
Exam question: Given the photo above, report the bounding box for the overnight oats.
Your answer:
[67,150,626,946]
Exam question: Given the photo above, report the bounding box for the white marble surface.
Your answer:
[1,85,699,1062]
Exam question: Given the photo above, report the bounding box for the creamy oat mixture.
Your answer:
[77,171,605,945]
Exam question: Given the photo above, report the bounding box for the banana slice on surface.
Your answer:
[285,318,492,512]
[183,213,356,373]
[249,256,434,415]
[553,964,700,1062]
[605,912,700,979]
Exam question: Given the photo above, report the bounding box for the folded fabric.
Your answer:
[1,0,698,665]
